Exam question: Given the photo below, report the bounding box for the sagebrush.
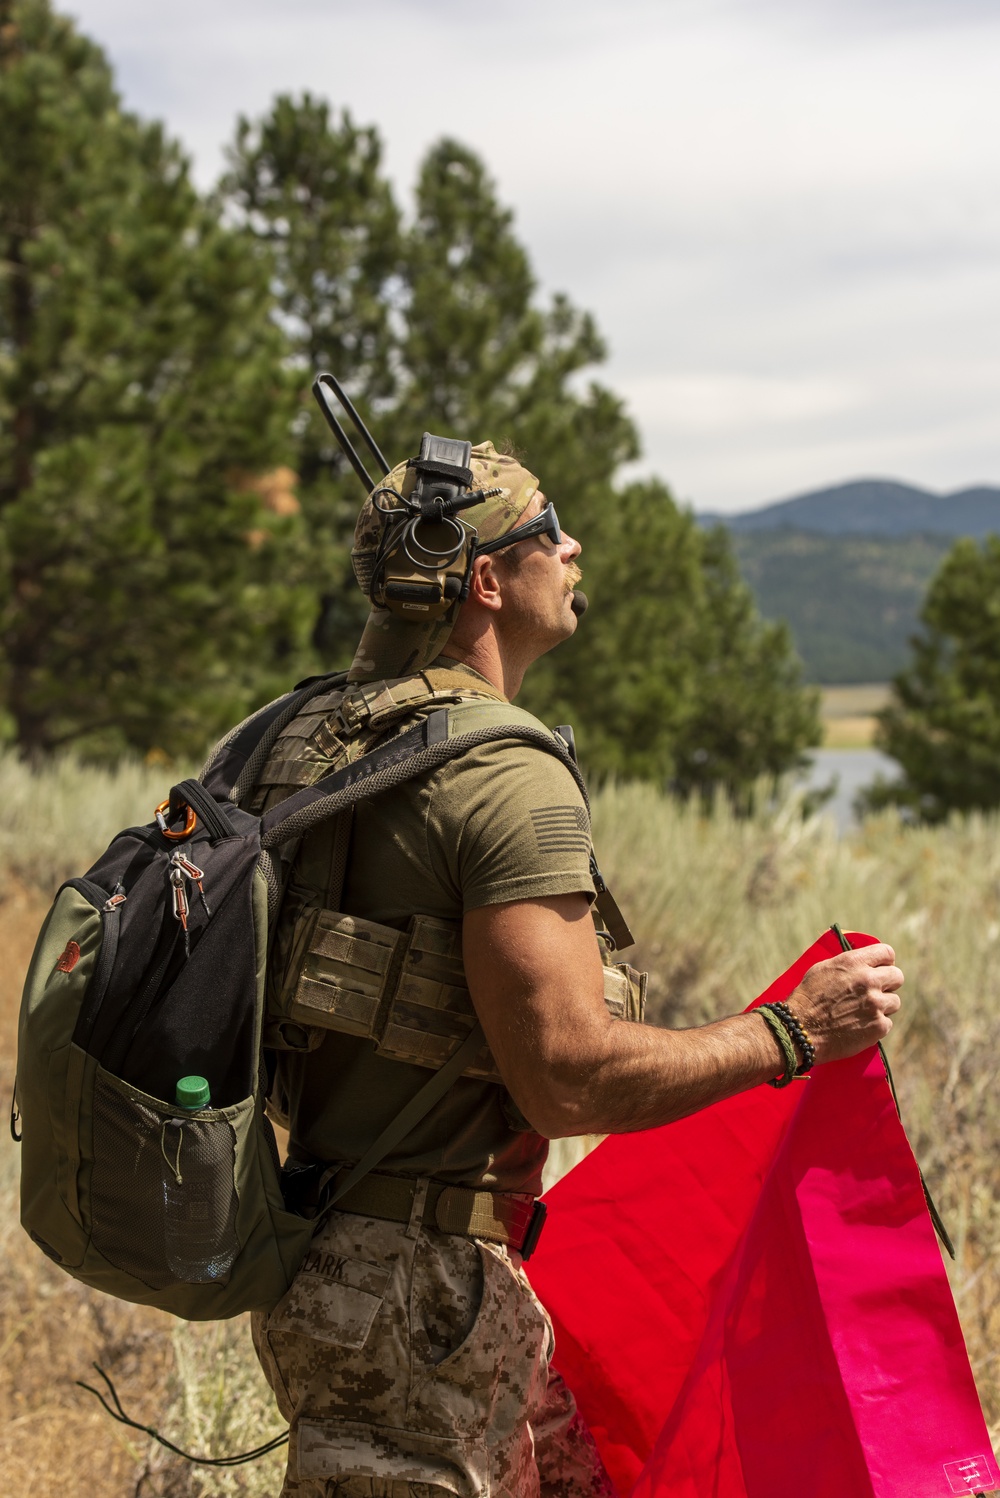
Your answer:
[1,756,997,1496]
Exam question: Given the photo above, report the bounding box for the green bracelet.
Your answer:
[759,1005,797,1088]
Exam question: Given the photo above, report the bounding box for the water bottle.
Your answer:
[162,1075,230,1282]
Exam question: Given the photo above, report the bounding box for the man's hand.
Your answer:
[786,945,903,1064]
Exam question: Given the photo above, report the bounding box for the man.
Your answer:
[249,440,903,1498]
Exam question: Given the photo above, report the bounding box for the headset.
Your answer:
[312,372,587,621]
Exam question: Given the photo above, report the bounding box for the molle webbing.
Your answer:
[277,911,497,1080]
[269,907,646,1083]
[200,671,351,808]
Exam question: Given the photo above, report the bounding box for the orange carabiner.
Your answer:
[154,799,197,841]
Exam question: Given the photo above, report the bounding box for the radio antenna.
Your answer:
[312,373,391,493]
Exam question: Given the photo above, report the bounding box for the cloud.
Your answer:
[620,373,860,433]
[63,0,1000,509]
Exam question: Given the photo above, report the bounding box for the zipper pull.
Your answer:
[169,850,211,916]
[170,851,204,881]
[170,866,189,929]
[169,866,191,957]
[103,882,127,913]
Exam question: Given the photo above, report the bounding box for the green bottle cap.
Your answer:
[175,1075,211,1110]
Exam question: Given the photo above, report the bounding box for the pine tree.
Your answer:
[866,536,1000,820]
[675,524,821,800]
[0,0,300,757]
[222,94,401,659]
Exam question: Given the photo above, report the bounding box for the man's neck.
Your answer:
[438,637,524,701]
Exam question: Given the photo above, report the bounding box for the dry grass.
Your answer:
[1,754,999,1492]
[822,716,880,748]
[820,683,891,748]
[820,683,891,718]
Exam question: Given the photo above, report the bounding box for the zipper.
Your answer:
[72,881,127,1049]
[67,790,225,1067]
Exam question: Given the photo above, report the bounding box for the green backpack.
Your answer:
[14,675,586,1319]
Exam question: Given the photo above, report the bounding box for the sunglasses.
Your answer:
[475,502,562,556]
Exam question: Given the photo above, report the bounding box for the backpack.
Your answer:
[14,673,589,1319]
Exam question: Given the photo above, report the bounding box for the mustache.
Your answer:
[564,563,583,594]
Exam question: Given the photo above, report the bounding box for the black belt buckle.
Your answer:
[519,1199,547,1261]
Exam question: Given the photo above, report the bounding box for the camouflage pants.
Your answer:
[251,1206,615,1497]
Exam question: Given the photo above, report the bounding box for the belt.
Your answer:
[283,1164,548,1261]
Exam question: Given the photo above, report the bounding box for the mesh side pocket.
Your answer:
[90,1068,240,1289]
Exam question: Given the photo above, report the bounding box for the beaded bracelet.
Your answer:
[771,1000,816,1074]
[758,1006,798,1088]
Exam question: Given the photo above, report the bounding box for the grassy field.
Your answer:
[820,683,891,748]
[1,755,999,1492]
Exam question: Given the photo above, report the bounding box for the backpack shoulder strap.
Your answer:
[259,704,588,852]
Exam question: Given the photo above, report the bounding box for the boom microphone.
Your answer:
[570,591,588,617]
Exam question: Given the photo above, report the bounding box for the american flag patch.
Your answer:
[530,805,590,856]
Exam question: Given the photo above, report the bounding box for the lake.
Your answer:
[799,748,901,833]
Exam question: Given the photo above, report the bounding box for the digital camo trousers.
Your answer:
[251,1207,616,1498]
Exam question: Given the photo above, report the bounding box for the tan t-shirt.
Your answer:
[273,663,596,1196]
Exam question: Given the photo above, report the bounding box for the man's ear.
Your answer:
[467,554,503,612]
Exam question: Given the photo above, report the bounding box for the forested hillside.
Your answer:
[703,481,1000,683]
[731,531,951,683]
[703,479,1000,537]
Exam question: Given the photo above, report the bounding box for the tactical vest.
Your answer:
[250,667,646,1089]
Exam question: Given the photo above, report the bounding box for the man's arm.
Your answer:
[462,894,903,1138]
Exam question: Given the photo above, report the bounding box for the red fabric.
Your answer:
[527,930,997,1498]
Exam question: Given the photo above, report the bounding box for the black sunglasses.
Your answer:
[475,502,562,556]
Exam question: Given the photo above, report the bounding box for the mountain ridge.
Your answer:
[700,479,1000,538]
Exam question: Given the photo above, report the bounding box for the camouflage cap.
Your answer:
[347,440,540,681]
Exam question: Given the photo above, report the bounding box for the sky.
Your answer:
[65,0,1000,513]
